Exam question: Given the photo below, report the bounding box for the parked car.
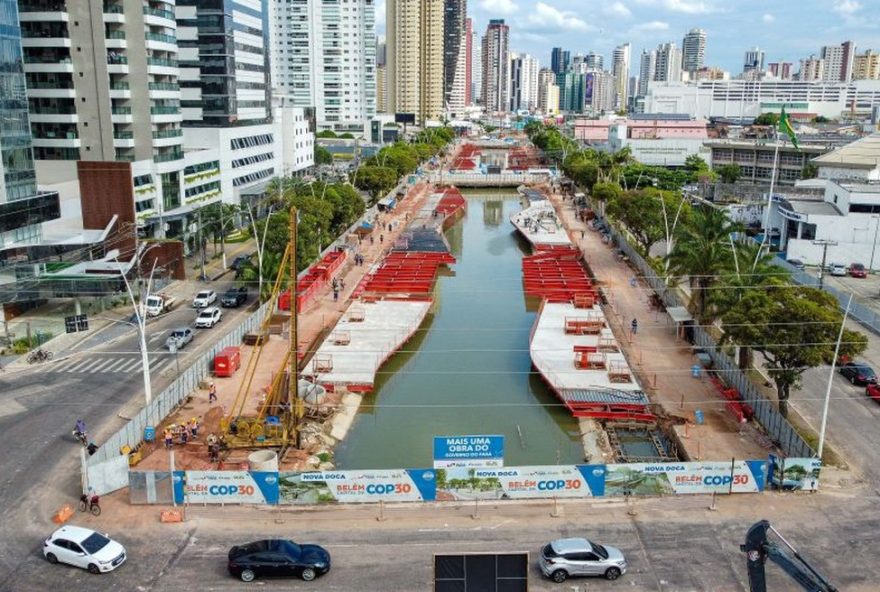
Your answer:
[192,290,217,308]
[849,262,868,278]
[43,525,126,574]
[195,307,222,328]
[539,537,627,583]
[839,361,877,385]
[227,539,331,583]
[829,263,848,277]
[221,286,248,308]
[786,258,805,271]
[165,327,194,350]
[865,382,880,403]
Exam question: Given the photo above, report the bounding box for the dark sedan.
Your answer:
[228,539,331,583]
[840,362,877,385]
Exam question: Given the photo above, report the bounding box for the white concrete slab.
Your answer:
[307,299,432,387]
[530,301,643,392]
[510,200,571,247]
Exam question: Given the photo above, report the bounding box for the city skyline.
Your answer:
[376,0,880,75]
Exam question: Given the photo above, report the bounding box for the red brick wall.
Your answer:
[139,241,186,281]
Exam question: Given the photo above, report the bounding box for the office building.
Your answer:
[820,41,856,82]
[470,21,481,104]
[584,71,616,114]
[584,51,603,71]
[681,28,706,74]
[612,43,630,111]
[744,47,765,74]
[551,47,570,75]
[854,50,880,81]
[482,19,509,113]
[638,49,656,96]
[655,43,682,83]
[443,0,467,112]
[376,65,387,112]
[271,0,377,131]
[644,79,880,120]
[464,17,472,105]
[509,52,538,111]
[387,0,444,123]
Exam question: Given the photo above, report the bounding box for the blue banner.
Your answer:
[433,435,504,468]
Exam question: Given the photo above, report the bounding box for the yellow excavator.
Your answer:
[220,207,304,448]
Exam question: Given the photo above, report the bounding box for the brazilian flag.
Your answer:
[778,106,799,150]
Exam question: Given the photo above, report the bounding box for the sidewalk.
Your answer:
[546,192,771,462]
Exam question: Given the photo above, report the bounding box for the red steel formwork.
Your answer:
[361,251,456,295]
[451,158,477,171]
[522,247,595,302]
[435,187,467,217]
[279,250,347,311]
[457,144,481,158]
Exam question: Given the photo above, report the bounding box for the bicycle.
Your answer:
[26,349,53,364]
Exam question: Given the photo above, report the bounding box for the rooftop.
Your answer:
[812,134,880,169]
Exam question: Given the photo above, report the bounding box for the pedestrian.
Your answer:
[210,442,220,463]
[179,424,188,445]
[581,229,585,239]
[388,223,392,232]
[370,235,375,245]
[631,318,638,335]
[206,432,217,447]
[333,288,339,302]
[340,277,345,290]
[190,417,200,439]
[164,428,173,449]
[379,234,384,244]
[208,382,217,403]
[629,276,637,288]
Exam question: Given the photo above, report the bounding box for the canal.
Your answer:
[334,191,583,469]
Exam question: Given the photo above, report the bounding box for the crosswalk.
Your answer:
[48,353,179,375]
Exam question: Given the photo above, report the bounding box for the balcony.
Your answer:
[103,4,125,23]
[145,32,177,52]
[143,6,175,26]
[23,56,73,74]
[150,106,180,115]
[149,82,180,91]
[152,128,182,139]
[147,57,178,75]
[154,150,183,163]
[111,106,133,123]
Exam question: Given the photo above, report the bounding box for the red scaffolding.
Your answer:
[360,251,455,295]
[522,247,595,302]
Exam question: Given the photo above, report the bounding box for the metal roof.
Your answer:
[813,134,880,168]
[561,388,650,405]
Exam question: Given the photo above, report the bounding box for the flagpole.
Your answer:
[756,111,782,268]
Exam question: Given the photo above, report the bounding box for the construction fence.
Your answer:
[607,224,816,459]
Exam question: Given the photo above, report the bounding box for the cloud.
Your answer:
[832,0,861,15]
[375,0,386,34]
[605,2,632,18]
[630,20,670,34]
[762,13,774,24]
[480,0,519,15]
[524,2,593,33]
[633,0,720,14]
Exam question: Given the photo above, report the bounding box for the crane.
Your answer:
[741,520,837,592]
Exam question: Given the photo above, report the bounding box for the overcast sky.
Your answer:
[376,0,879,74]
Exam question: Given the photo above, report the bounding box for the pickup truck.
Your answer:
[145,294,177,317]
[221,286,248,308]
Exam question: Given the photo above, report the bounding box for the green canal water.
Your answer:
[334,192,583,470]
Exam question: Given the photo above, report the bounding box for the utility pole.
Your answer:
[870,215,880,271]
[814,239,837,289]
[289,206,300,449]
[197,206,206,281]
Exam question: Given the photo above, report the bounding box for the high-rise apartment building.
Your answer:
[584,51,603,71]
[681,28,706,74]
[271,0,376,131]
[551,47,563,74]
[820,41,856,82]
[612,43,630,111]
[767,62,794,80]
[464,17,472,105]
[376,66,387,112]
[508,52,538,111]
[537,68,557,114]
[798,56,825,81]
[638,49,656,96]
[854,50,880,81]
[585,70,616,114]
[744,47,765,74]
[471,26,481,104]
[443,0,467,112]
[481,19,509,113]
[387,0,444,122]
[655,43,681,83]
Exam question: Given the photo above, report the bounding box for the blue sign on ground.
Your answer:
[433,435,504,468]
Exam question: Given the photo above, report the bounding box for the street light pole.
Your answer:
[117,254,157,406]
[870,215,880,272]
[818,293,853,460]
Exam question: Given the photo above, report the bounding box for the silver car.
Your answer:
[539,537,627,583]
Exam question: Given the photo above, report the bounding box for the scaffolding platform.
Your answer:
[510,198,571,248]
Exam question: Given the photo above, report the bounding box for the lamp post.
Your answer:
[116,246,160,406]
[870,215,880,272]
[245,205,282,301]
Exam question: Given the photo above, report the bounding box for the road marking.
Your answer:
[90,358,116,372]
[118,358,142,373]
[0,400,27,418]
[64,359,94,373]
[104,358,129,372]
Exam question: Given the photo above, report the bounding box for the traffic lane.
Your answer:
[822,272,880,304]
[790,366,880,483]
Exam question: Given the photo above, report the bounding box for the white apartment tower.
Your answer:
[638,49,656,96]
[482,19,509,113]
[272,0,377,131]
[820,41,856,82]
[798,56,825,82]
[509,52,538,111]
[655,43,682,83]
[612,43,630,110]
[744,47,765,74]
[470,25,481,104]
[681,28,706,74]
[537,68,557,114]
[387,0,444,123]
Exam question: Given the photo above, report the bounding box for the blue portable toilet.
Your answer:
[694,409,704,425]
[691,364,701,378]
[144,425,156,442]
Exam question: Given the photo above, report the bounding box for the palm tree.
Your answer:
[666,206,742,323]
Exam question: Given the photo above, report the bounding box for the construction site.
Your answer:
[129,137,780,478]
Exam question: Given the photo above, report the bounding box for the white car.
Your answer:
[192,290,217,308]
[829,263,848,276]
[195,306,222,328]
[43,525,126,574]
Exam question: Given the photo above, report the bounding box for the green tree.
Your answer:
[316,130,337,138]
[801,162,818,180]
[684,154,709,174]
[314,144,333,165]
[591,182,624,204]
[716,163,742,184]
[200,202,240,256]
[812,115,831,123]
[606,189,667,258]
[754,113,779,126]
[666,206,741,322]
[353,165,398,201]
[723,284,867,417]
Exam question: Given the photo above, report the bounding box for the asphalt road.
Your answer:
[3,493,879,591]
[0,279,255,585]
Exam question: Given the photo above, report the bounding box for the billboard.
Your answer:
[433,435,504,469]
[278,469,437,504]
[604,460,767,496]
[435,465,606,500]
[177,471,279,504]
[768,456,821,491]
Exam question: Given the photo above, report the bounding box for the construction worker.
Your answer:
[208,382,217,403]
[190,417,200,439]
[163,428,173,449]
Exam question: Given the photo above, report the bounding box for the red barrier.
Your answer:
[279,250,348,311]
